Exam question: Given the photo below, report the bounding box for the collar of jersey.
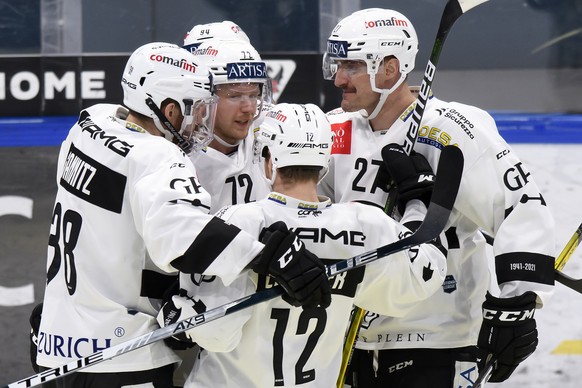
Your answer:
[124,121,147,134]
[267,192,332,210]
[110,105,148,134]
[399,90,436,122]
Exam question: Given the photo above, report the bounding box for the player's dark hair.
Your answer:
[277,166,321,183]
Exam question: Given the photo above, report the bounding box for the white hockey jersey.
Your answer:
[37,104,264,372]
[172,193,446,387]
[319,96,556,350]
[190,127,271,213]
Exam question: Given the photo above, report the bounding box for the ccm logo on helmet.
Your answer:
[364,17,409,28]
[483,308,535,322]
[149,54,197,73]
[380,40,403,47]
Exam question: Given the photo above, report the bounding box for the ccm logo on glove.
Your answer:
[483,308,535,322]
[278,237,303,269]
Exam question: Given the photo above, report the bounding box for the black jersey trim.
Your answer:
[140,270,178,299]
[171,216,241,274]
[60,143,126,213]
[495,252,555,286]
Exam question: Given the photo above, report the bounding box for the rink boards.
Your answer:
[1,113,582,147]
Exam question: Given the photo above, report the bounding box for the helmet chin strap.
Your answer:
[213,134,242,148]
[145,98,193,154]
[360,72,407,121]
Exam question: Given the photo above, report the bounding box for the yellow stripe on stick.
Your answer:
[555,222,582,271]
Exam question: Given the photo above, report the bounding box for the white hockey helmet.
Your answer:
[322,8,418,118]
[183,21,250,52]
[190,39,268,87]
[122,42,218,153]
[190,39,271,121]
[254,103,333,184]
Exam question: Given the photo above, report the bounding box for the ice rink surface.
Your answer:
[489,143,582,388]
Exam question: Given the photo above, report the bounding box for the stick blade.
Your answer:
[431,145,464,212]
[404,145,464,248]
[458,0,490,13]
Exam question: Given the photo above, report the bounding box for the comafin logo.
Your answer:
[266,110,287,122]
[193,46,219,57]
[149,54,196,73]
[364,17,408,28]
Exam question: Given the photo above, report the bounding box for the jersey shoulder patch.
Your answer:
[330,120,352,155]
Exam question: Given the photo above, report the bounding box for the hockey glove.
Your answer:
[477,291,538,382]
[375,143,435,215]
[29,302,43,373]
[252,221,332,309]
[157,284,199,351]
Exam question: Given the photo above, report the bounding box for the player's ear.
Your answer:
[161,99,180,119]
[263,147,273,180]
[382,56,400,78]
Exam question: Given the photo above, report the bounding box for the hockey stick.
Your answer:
[473,221,582,388]
[337,1,490,386]
[3,146,463,388]
[402,0,489,154]
[480,223,582,294]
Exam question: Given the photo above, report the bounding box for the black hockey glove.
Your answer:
[375,143,435,215]
[29,302,43,373]
[252,221,331,309]
[477,291,539,383]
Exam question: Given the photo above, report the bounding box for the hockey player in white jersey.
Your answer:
[320,8,556,387]
[183,27,272,213]
[34,42,331,388]
[157,102,447,387]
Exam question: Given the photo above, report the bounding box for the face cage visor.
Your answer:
[323,39,350,80]
[322,53,369,81]
[213,81,268,121]
[181,95,219,153]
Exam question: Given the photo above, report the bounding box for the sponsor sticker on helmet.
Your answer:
[226,62,267,80]
[265,109,288,123]
[364,17,409,29]
[326,40,348,58]
[192,45,219,57]
[149,54,197,73]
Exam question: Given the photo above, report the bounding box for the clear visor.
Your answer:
[214,82,265,120]
[181,95,219,153]
[322,53,368,80]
